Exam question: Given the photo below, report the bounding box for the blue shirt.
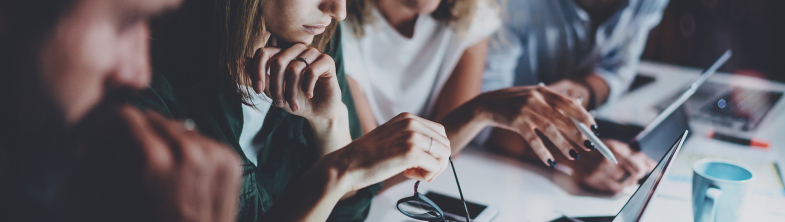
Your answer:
[484,0,669,103]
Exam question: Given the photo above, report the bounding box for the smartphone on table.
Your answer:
[423,191,498,222]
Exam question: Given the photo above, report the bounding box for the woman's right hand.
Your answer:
[473,85,597,166]
[322,113,452,192]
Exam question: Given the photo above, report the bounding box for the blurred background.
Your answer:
[642,0,785,82]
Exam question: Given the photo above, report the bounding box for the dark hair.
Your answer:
[0,0,75,137]
[0,2,76,218]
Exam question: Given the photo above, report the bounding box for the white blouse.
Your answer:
[238,89,273,166]
[341,0,500,124]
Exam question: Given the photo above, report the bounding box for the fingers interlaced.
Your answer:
[269,44,308,108]
[284,48,323,110]
[250,47,282,94]
[301,53,335,98]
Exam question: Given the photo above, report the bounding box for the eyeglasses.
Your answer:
[397,157,471,222]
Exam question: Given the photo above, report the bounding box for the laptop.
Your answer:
[552,130,689,222]
[596,50,732,161]
[687,81,782,132]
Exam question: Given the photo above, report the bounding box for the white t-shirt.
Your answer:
[341,1,500,124]
[238,88,273,166]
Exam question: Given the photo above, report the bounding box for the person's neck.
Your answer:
[377,0,419,38]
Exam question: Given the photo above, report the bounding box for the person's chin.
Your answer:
[275,34,315,47]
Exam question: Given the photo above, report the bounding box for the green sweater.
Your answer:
[132,26,379,222]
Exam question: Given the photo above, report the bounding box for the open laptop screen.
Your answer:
[613,130,688,222]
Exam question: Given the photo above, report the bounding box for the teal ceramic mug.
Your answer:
[692,158,754,222]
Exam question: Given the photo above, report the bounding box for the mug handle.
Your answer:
[701,187,722,222]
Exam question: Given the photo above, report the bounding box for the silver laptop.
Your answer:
[598,50,731,161]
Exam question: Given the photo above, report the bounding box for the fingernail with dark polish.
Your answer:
[569,149,580,160]
[547,159,556,168]
[584,140,595,150]
[591,124,599,136]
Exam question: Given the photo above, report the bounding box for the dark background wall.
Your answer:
[642,0,785,82]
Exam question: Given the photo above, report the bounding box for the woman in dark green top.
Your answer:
[134,0,453,221]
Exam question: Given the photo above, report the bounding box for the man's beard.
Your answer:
[0,71,144,221]
[63,88,161,222]
[68,88,136,149]
[20,88,157,222]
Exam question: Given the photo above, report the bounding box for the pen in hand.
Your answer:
[571,118,618,164]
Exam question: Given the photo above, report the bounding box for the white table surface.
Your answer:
[365,61,785,222]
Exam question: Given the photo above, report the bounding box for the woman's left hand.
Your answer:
[247,43,345,121]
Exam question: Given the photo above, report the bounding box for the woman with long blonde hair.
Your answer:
[135,0,453,221]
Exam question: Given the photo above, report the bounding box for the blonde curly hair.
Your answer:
[345,0,480,38]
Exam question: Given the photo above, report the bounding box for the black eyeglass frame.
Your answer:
[396,157,471,222]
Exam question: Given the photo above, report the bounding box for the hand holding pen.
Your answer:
[470,84,599,167]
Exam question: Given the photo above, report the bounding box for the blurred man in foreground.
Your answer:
[0,0,241,221]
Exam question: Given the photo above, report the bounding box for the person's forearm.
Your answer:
[308,104,353,157]
[260,160,348,222]
[439,98,492,156]
[306,105,359,200]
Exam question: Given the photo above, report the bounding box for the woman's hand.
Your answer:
[322,113,452,192]
[247,43,351,156]
[572,139,656,193]
[473,85,597,166]
[246,43,344,121]
[259,113,450,221]
[547,80,592,108]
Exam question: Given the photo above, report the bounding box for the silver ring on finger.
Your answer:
[294,57,309,67]
[618,171,630,183]
[428,138,433,153]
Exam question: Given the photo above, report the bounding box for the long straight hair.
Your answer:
[151,0,337,107]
